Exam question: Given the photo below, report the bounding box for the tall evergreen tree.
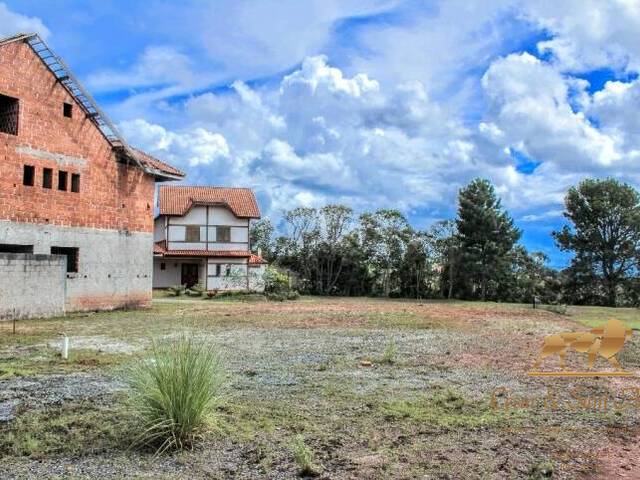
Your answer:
[553,178,640,307]
[456,178,521,300]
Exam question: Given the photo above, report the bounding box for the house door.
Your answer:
[181,263,199,287]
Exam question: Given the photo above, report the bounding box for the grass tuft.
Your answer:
[124,333,226,454]
[291,434,320,477]
[379,340,398,364]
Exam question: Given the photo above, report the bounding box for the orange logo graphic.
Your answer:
[528,319,634,377]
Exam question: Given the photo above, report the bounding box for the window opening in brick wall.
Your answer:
[63,102,73,118]
[43,168,52,189]
[23,165,34,186]
[0,244,33,253]
[160,262,166,271]
[0,94,19,135]
[51,246,79,273]
[58,171,68,191]
[71,173,80,193]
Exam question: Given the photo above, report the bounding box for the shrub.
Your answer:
[124,334,225,453]
[291,435,320,477]
[167,285,186,297]
[287,291,301,301]
[185,283,205,297]
[263,266,290,294]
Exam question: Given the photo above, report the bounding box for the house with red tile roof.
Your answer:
[153,186,267,291]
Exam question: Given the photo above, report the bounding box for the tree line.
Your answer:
[250,178,640,307]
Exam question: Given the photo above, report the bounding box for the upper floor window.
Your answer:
[185,225,200,242]
[43,168,53,189]
[0,94,19,135]
[216,226,231,243]
[63,102,73,118]
[58,171,68,191]
[71,173,80,193]
[23,165,34,186]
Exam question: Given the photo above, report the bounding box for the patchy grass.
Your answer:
[0,298,639,478]
[0,399,134,458]
[568,305,640,329]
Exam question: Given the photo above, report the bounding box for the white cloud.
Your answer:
[588,78,640,153]
[481,52,622,170]
[120,119,229,168]
[522,0,640,73]
[0,3,50,39]
[87,46,196,92]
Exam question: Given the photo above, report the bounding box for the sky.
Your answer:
[3,0,640,268]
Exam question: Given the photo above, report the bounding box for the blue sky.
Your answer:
[3,0,640,268]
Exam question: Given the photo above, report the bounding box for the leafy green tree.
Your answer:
[249,219,275,260]
[359,209,413,296]
[456,178,521,301]
[553,178,640,307]
[428,220,459,299]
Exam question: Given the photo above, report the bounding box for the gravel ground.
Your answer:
[0,373,122,422]
[1,298,639,479]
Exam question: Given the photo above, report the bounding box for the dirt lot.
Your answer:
[1,297,639,479]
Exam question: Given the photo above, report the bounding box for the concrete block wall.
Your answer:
[0,220,153,311]
[0,252,66,319]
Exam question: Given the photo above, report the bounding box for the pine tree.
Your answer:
[553,178,640,307]
[456,178,521,300]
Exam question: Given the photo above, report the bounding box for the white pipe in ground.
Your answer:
[61,335,69,360]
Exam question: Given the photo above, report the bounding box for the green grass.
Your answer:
[0,399,133,458]
[124,333,226,453]
[381,389,517,430]
[567,305,640,329]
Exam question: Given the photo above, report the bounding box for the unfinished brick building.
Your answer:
[0,33,184,318]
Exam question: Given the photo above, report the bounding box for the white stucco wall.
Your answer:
[153,258,206,288]
[209,206,248,227]
[153,217,165,242]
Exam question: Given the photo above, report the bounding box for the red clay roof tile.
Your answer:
[158,186,260,218]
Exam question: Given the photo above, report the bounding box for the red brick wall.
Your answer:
[0,41,155,233]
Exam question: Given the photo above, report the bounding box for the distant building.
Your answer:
[0,33,184,319]
[153,186,267,292]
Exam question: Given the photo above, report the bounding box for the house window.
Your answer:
[71,173,80,193]
[0,244,33,253]
[160,262,166,271]
[63,102,73,118]
[225,265,231,277]
[185,225,200,242]
[43,168,53,189]
[216,226,231,243]
[0,94,19,135]
[58,171,68,191]
[23,165,34,186]
[211,264,221,277]
[51,246,79,273]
